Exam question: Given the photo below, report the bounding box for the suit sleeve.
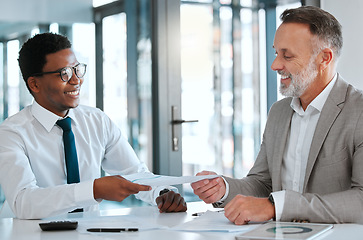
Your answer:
[281,109,363,223]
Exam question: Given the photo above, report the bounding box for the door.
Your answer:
[94,0,182,175]
[180,0,265,199]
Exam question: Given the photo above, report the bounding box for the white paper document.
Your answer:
[171,210,259,233]
[76,215,166,234]
[122,172,220,186]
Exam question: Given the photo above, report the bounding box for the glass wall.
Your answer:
[102,13,129,136]
[180,0,264,198]
[95,0,153,171]
[7,40,21,117]
[0,42,3,204]
[180,3,216,176]
[0,43,3,123]
[73,23,97,107]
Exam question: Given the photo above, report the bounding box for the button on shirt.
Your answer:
[0,101,167,219]
[272,74,337,220]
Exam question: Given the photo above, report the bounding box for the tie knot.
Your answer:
[56,117,72,132]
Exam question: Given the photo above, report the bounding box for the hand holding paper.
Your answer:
[122,172,220,186]
[94,175,152,202]
[191,170,226,204]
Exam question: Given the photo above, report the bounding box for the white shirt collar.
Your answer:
[31,101,78,132]
[290,73,338,115]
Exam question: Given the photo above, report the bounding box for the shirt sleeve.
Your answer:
[0,158,98,219]
[0,126,99,219]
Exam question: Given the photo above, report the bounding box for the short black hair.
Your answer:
[281,6,343,57]
[18,32,72,93]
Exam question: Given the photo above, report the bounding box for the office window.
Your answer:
[72,23,96,108]
[180,0,263,195]
[94,1,153,171]
[7,40,20,117]
[180,4,216,176]
[102,13,128,137]
[186,0,213,3]
[49,23,59,33]
[0,42,3,123]
[93,0,117,7]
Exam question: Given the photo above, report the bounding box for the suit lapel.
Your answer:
[272,102,294,191]
[303,75,347,191]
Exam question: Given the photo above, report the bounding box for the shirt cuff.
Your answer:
[75,179,99,207]
[215,176,230,203]
[271,190,285,221]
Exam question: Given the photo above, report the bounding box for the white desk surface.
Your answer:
[1,201,363,240]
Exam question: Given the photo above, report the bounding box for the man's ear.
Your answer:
[318,48,333,71]
[27,76,40,94]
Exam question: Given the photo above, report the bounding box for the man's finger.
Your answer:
[137,184,152,191]
[126,182,151,194]
[156,196,164,209]
[160,193,174,212]
[191,179,210,189]
[173,197,187,212]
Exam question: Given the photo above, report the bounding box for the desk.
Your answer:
[1,201,363,240]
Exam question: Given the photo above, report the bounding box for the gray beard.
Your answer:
[279,58,319,97]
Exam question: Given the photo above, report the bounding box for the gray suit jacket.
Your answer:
[221,75,363,223]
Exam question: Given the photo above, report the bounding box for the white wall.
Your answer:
[321,0,363,90]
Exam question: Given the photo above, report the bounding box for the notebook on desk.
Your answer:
[235,221,333,240]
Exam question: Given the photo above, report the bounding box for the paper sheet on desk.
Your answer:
[172,210,260,233]
[123,172,220,186]
[76,215,166,234]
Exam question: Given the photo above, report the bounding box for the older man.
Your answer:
[192,6,363,224]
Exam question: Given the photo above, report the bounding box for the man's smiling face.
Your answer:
[31,48,83,117]
[271,22,319,98]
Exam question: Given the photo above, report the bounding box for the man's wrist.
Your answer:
[159,188,170,196]
[268,193,276,220]
[268,193,275,206]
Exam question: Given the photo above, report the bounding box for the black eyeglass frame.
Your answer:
[31,63,87,82]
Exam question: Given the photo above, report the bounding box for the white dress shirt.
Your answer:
[272,74,337,220]
[0,101,169,219]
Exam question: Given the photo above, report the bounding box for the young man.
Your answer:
[191,6,363,224]
[0,33,186,219]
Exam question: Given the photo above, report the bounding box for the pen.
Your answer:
[192,209,225,216]
[87,228,139,232]
[192,212,204,216]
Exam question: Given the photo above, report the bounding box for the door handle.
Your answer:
[172,119,198,124]
[171,106,198,151]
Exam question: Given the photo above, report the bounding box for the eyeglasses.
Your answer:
[32,63,87,82]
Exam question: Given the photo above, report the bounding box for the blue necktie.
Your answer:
[56,117,80,184]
